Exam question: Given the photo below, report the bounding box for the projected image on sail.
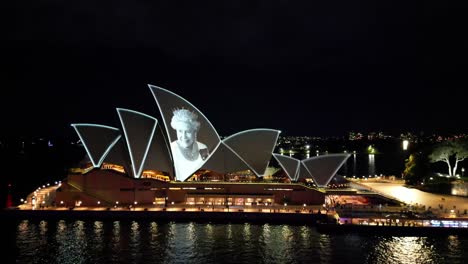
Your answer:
[149,85,221,181]
[170,108,210,179]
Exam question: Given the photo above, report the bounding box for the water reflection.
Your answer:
[368,237,444,264]
[187,222,195,242]
[205,223,213,240]
[129,221,141,262]
[111,221,121,263]
[262,225,316,263]
[281,225,293,242]
[39,220,48,236]
[50,220,89,264]
[11,221,468,263]
[92,221,104,253]
[368,154,375,176]
[353,153,357,176]
[148,222,159,254]
[446,235,461,260]
[300,225,311,247]
[226,223,233,240]
[318,234,332,263]
[243,223,251,240]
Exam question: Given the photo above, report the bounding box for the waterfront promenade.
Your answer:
[7,181,468,236]
[19,180,464,217]
[353,179,468,217]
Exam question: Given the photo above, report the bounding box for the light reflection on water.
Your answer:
[10,220,468,263]
[366,236,443,264]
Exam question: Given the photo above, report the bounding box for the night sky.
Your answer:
[4,1,467,138]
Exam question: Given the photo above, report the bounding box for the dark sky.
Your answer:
[4,1,467,138]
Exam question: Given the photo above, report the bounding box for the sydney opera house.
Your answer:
[55,85,350,208]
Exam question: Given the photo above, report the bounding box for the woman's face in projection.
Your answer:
[176,122,195,148]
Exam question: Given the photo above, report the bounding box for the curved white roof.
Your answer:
[72,85,350,188]
[103,137,132,174]
[273,154,300,181]
[71,124,121,168]
[142,125,174,178]
[202,142,251,174]
[116,108,158,178]
[298,162,313,182]
[223,129,280,177]
[301,153,350,187]
[148,85,221,181]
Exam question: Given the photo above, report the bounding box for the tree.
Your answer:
[403,154,417,180]
[428,139,468,176]
[403,152,430,185]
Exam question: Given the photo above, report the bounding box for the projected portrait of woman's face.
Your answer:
[169,109,209,179]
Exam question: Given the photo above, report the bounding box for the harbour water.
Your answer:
[7,219,468,263]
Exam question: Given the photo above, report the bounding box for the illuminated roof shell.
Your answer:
[71,84,349,186]
[300,154,351,187]
[223,129,280,177]
[116,108,158,178]
[201,142,251,174]
[71,124,121,168]
[273,154,300,181]
[148,85,222,181]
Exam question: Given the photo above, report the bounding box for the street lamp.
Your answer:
[462,168,465,177]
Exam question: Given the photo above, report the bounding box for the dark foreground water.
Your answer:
[6,220,468,264]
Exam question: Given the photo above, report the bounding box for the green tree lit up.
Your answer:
[367,145,376,154]
[403,152,430,185]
